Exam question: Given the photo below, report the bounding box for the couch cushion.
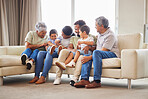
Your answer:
[117,33,143,55]
[0,55,58,67]
[0,55,22,67]
[92,58,121,69]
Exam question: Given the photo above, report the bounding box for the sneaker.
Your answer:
[49,45,56,55]
[57,45,63,55]
[26,60,33,70]
[70,80,75,86]
[66,60,76,68]
[53,78,61,85]
[55,61,66,70]
[21,54,27,65]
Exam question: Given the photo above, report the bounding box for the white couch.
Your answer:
[0,33,148,89]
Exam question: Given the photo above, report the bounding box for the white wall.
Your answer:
[118,0,145,34]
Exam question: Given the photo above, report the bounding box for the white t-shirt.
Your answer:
[57,36,71,48]
[78,36,94,50]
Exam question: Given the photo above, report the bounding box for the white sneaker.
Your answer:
[57,45,63,55]
[55,61,66,70]
[66,60,76,68]
[53,78,61,85]
[49,45,56,55]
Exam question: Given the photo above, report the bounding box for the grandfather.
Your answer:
[74,16,119,88]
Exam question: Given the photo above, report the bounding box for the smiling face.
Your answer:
[37,30,47,38]
[50,34,57,40]
[74,25,80,36]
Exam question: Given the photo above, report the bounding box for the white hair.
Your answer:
[35,22,47,32]
[95,16,109,28]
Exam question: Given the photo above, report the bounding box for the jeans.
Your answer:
[21,48,39,61]
[35,51,58,77]
[81,50,117,81]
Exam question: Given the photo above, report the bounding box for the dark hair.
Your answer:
[80,25,90,35]
[62,26,73,36]
[49,29,58,36]
[74,20,86,28]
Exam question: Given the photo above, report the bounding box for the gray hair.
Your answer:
[95,16,109,28]
[35,22,47,32]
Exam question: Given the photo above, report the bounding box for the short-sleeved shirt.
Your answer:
[48,38,56,45]
[57,36,71,48]
[78,36,94,50]
[25,31,48,51]
[96,28,119,57]
[70,34,97,49]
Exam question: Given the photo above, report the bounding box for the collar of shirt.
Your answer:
[100,27,110,36]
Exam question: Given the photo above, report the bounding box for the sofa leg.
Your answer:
[0,76,3,86]
[68,74,70,78]
[128,79,131,89]
[46,73,49,81]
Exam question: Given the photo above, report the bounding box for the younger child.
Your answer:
[56,25,94,69]
[46,29,62,55]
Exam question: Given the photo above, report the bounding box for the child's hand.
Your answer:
[78,41,84,45]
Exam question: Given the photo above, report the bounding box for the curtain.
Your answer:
[0,0,9,46]
[0,0,42,46]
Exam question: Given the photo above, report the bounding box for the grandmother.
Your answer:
[21,22,48,70]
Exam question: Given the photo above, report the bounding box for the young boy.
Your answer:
[46,29,62,55]
[56,25,94,69]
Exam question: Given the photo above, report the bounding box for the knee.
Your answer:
[93,50,101,57]
[33,49,39,53]
[38,51,45,56]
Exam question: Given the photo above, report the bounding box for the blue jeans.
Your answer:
[81,50,117,81]
[21,48,39,61]
[35,51,58,77]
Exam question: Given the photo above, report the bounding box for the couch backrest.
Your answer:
[0,46,25,55]
[117,33,143,54]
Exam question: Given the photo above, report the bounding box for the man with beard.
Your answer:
[53,20,97,86]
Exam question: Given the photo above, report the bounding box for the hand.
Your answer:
[78,41,83,45]
[40,43,47,47]
[82,46,89,54]
[81,56,92,64]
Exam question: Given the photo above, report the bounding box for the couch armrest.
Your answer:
[121,49,148,79]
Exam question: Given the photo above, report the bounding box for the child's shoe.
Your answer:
[53,77,61,85]
[57,45,63,55]
[66,60,76,68]
[49,45,56,55]
[55,61,66,70]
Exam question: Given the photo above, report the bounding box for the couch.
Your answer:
[0,33,148,89]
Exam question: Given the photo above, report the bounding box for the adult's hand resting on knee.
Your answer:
[81,55,92,64]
